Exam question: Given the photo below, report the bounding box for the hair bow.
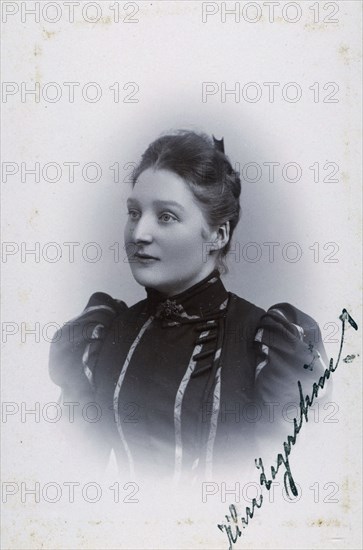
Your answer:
[212,135,225,154]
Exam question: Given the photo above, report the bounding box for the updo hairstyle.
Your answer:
[131,130,241,272]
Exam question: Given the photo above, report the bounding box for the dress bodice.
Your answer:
[49,271,329,480]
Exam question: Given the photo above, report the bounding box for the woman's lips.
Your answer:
[133,252,159,263]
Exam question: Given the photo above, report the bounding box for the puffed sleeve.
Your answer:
[48,292,127,471]
[49,292,127,404]
[253,302,331,437]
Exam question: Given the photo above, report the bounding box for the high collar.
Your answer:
[145,270,228,319]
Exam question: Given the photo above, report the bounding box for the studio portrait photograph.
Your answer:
[1,1,362,549]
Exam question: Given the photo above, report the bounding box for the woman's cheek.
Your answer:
[123,221,130,239]
[124,221,135,241]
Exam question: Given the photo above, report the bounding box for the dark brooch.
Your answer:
[155,299,184,320]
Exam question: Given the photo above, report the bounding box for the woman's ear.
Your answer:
[210,221,230,251]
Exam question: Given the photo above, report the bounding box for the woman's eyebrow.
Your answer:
[152,200,185,211]
[126,198,185,211]
[126,198,139,206]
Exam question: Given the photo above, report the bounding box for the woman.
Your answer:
[49,130,328,482]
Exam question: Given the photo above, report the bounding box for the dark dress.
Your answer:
[49,270,329,481]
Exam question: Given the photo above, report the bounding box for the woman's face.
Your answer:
[124,168,218,296]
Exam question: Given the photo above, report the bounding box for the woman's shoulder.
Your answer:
[58,291,150,327]
[49,292,131,389]
[70,291,128,321]
[228,292,266,319]
[228,293,323,337]
[254,301,329,388]
[256,301,326,350]
[227,294,327,359]
[227,292,266,338]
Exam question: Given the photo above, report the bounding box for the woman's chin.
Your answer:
[130,265,162,288]
[130,266,181,295]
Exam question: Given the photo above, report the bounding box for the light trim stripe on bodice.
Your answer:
[82,323,104,388]
[113,315,154,477]
[205,351,222,479]
[172,321,216,485]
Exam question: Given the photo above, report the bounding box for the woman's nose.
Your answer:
[132,215,153,244]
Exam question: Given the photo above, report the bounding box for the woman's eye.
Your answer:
[127,210,140,220]
[159,212,177,223]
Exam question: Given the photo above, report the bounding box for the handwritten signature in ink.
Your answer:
[217,309,358,549]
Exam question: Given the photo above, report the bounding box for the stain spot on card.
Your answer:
[343,354,358,363]
[18,289,31,304]
[309,518,342,527]
[341,478,350,512]
[42,28,58,40]
[28,208,40,229]
[33,44,42,57]
[339,44,351,65]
